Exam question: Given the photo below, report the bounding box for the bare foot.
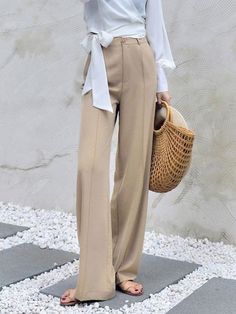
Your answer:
[60,288,79,306]
[117,280,143,295]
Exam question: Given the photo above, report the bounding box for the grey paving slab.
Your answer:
[0,222,29,238]
[167,277,236,314]
[40,253,200,309]
[0,243,79,290]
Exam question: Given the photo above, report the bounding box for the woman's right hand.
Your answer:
[156,91,172,106]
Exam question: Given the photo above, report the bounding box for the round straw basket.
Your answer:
[149,100,195,193]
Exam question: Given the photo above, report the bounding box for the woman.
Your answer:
[60,0,176,306]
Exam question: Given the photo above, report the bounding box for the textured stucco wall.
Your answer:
[0,1,236,244]
[0,1,86,212]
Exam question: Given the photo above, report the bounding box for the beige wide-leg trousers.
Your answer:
[74,36,157,301]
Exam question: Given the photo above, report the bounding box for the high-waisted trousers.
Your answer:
[74,36,157,301]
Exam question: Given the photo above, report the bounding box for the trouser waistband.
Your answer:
[110,36,148,45]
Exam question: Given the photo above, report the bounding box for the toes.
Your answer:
[128,284,142,294]
[134,283,142,289]
[133,284,143,293]
[61,290,70,299]
[119,280,143,294]
[129,287,141,294]
[60,296,69,303]
[61,289,74,300]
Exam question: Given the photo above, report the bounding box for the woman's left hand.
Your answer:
[156,91,172,106]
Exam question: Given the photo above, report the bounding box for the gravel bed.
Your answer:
[0,201,236,314]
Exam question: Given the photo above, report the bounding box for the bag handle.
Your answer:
[154,100,173,134]
[159,100,173,122]
[168,103,173,122]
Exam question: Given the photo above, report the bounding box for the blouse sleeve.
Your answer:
[145,0,176,92]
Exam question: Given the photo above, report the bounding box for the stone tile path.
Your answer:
[0,243,79,290]
[0,222,29,239]
[1,201,236,313]
[167,277,236,314]
[41,253,200,310]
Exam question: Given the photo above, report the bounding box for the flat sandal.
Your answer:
[116,280,144,296]
[60,298,80,306]
[60,289,81,306]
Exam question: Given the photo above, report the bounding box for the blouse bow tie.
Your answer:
[80,31,115,113]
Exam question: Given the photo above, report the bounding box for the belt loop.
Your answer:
[137,38,140,45]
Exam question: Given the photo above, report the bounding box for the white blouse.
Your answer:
[80,0,176,113]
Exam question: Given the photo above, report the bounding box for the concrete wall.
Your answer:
[1,1,236,244]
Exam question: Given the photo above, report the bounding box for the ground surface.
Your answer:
[0,201,236,313]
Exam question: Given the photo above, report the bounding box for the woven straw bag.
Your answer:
[149,100,195,193]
